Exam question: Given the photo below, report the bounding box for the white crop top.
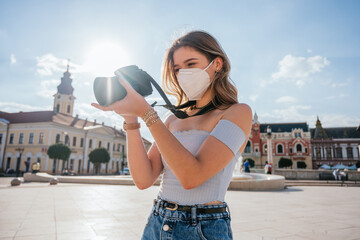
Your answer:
[158,119,247,205]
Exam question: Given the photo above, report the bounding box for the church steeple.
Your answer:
[53,63,75,116]
[314,116,329,139]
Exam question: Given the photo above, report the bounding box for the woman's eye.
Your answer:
[188,63,195,66]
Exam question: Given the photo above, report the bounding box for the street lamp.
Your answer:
[266,125,273,173]
[15,147,24,177]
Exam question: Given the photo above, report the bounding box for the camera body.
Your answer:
[93,65,153,106]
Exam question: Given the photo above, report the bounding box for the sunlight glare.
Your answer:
[84,42,130,76]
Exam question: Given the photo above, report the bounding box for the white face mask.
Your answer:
[177,60,214,100]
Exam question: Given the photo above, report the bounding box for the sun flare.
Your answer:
[84,42,130,76]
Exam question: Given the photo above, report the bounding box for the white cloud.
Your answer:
[331,78,351,88]
[36,54,83,76]
[261,105,312,123]
[272,54,330,80]
[249,94,259,102]
[0,102,48,113]
[307,49,312,53]
[10,54,16,64]
[276,96,298,104]
[36,79,58,98]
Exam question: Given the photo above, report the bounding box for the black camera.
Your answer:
[93,65,153,106]
[93,65,215,119]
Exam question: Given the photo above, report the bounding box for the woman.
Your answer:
[92,31,252,239]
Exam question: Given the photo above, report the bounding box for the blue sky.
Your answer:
[0,0,359,141]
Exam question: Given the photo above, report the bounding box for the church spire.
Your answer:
[53,63,75,116]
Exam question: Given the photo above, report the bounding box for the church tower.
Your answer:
[53,64,75,116]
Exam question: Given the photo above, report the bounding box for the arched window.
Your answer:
[245,141,251,153]
[296,144,302,153]
[263,144,268,154]
[336,147,342,158]
[277,144,283,154]
[347,147,353,159]
[55,134,60,143]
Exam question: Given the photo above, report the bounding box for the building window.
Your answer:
[6,157,11,169]
[336,147,342,158]
[244,141,251,153]
[56,104,60,113]
[0,133,2,143]
[80,138,84,148]
[294,133,297,138]
[277,144,284,154]
[263,144,267,154]
[70,159,74,170]
[9,134,14,144]
[316,147,320,158]
[67,105,71,113]
[55,134,60,143]
[39,132,44,144]
[305,147,308,153]
[255,147,259,153]
[99,141,102,148]
[72,137,77,147]
[29,133,34,144]
[19,133,24,144]
[117,144,120,152]
[296,144,302,153]
[89,139,93,148]
[57,95,61,99]
[326,148,331,159]
[65,135,70,146]
[299,133,301,138]
[107,142,110,151]
[347,148,353,159]
[290,148,293,154]
[113,144,115,151]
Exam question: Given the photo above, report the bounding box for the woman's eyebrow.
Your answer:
[174,58,198,67]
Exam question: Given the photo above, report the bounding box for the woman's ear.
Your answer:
[214,57,223,72]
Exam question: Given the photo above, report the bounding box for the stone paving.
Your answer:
[0,177,359,240]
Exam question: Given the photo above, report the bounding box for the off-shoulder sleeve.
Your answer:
[210,119,247,155]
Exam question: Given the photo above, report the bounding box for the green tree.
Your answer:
[278,157,293,169]
[47,143,71,173]
[243,158,255,168]
[88,148,110,175]
[297,161,307,169]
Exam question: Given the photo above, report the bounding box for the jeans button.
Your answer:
[163,224,170,231]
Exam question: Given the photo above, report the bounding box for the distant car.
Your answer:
[120,168,130,175]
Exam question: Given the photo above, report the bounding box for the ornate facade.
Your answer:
[242,113,312,169]
[310,117,360,169]
[0,67,151,174]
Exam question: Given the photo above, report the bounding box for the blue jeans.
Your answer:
[141,200,233,240]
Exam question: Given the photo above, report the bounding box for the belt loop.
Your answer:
[154,199,161,216]
[191,206,197,226]
[226,204,231,221]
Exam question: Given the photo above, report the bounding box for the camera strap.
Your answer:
[148,78,217,119]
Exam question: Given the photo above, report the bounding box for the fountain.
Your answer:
[229,156,285,191]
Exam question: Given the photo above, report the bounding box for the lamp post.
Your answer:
[15,147,24,177]
[266,125,273,172]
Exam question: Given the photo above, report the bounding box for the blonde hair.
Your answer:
[162,30,238,109]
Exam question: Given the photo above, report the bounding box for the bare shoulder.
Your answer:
[222,103,252,127]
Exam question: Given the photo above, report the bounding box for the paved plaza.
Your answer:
[0,177,359,240]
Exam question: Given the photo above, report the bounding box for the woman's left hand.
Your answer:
[91,77,150,117]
